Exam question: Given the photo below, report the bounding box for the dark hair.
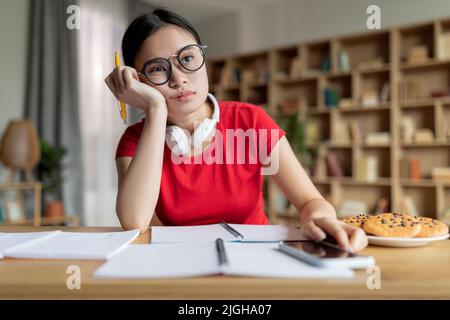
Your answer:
[122,8,202,68]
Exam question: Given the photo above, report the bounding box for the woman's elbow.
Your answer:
[116,205,151,234]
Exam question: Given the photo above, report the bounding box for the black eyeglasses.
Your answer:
[137,44,207,85]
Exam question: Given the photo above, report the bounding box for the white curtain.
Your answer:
[77,0,128,226]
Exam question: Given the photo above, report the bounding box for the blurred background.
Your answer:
[1,0,450,228]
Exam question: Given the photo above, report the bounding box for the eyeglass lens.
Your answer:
[143,45,205,85]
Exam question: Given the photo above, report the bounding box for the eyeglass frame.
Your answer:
[137,44,208,85]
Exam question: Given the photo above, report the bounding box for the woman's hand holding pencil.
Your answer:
[105,53,167,117]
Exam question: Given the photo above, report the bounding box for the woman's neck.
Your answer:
[167,99,212,134]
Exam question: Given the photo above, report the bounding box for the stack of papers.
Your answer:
[94,242,353,279]
[0,229,139,260]
[151,224,306,243]
[0,231,56,259]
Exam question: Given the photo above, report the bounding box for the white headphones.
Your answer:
[165,93,220,156]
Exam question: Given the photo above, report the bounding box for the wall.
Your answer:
[0,0,30,178]
[196,0,450,58]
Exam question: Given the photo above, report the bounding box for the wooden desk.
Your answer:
[0,226,449,299]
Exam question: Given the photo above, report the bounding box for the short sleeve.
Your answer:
[253,106,286,156]
[115,121,144,160]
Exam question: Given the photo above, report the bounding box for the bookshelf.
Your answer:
[207,17,450,226]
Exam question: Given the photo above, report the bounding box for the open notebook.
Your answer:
[93,241,353,279]
[151,223,306,243]
[0,230,139,260]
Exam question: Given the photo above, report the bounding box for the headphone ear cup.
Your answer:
[166,126,191,156]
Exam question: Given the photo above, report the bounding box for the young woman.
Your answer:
[105,8,368,252]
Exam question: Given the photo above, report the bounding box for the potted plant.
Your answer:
[37,140,67,218]
[276,111,314,173]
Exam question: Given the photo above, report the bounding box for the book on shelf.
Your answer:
[335,121,350,144]
[289,57,302,78]
[406,45,429,64]
[445,117,450,141]
[326,151,344,177]
[337,51,350,72]
[355,154,379,182]
[437,32,450,60]
[361,90,379,108]
[357,58,384,71]
[305,119,320,145]
[413,128,434,143]
[374,198,390,215]
[430,88,450,98]
[409,159,422,180]
[365,132,390,145]
[400,158,410,179]
[324,88,339,107]
[338,98,354,109]
[366,156,379,182]
[320,56,331,72]
[400,158,422,180]
[400,196,419,217]
[379,82,390,104]
[441,207,450,225]
[431,167,450,182]
[233,68,241,83]
[254,59,269,82]
[312,145,327,179]
[399,80,421,101]
[401,116,416,143]
[241,69,256,83]
[348,120,364,144]
[220,66,231,85]
[354,148,363,180]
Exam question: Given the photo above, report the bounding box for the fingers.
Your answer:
[104,72,119,99]
[300,220,326,241]
[314,217,352,251]
[122,67,136,88]
[114,66,125,92]
[105,66,139,100]
[341,223,368,252]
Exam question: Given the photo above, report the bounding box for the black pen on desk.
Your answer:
[215,238,229,267]
[220,222,244,240]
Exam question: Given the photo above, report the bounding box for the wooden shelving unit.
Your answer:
[0,180,80,227]
[208,17,450,226]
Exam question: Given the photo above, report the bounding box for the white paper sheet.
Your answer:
[93,242,353,279]
[151,224,306,243]
[0,231,59,259]
[4,229,140,260]
[151,224,235,243]
[94,243,220,279]
[229,224,306,242]
[223,242,353,278]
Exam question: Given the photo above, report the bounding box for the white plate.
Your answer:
[367,234,449,247]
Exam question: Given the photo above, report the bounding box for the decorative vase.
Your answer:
[0,119,40,181]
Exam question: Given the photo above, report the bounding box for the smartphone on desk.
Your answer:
[278,238,375,269]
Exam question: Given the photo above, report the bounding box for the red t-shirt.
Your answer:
[115,100,286,226]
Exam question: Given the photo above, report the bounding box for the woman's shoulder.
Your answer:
[218,100,265,113]
[218,100,269,123]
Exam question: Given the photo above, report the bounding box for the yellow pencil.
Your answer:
[115,51,128,124]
